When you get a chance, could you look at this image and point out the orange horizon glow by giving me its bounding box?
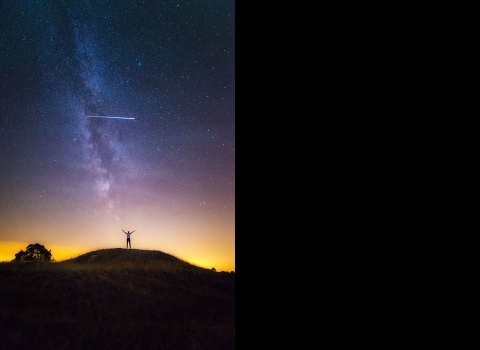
[0,195,235,273]
[0,240,235,272]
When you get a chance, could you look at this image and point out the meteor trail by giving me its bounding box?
[87,116,135,120]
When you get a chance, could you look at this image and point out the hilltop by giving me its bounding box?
[60,248,195,268]
[0,248,235,350]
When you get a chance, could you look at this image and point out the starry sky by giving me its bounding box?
[0,0,235,272]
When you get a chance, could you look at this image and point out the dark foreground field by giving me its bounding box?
[0,248,235,350]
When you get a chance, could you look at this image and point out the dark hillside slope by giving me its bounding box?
[61,248,192,267]
[0,248,235,350]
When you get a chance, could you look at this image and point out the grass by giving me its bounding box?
[0,248,235,350]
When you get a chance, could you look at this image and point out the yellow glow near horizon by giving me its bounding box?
[0,200,235,272]
[0,241,28,262]
[0,241,89,262]
[0,241,235,272]
[49,245,92,262]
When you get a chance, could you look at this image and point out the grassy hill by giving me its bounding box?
[0,248,235,350]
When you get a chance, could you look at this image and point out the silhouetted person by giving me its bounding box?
[122,230,135,249]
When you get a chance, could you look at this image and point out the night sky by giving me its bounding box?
[0,0,235,272]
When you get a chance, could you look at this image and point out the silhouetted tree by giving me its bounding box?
[13,243,53,262]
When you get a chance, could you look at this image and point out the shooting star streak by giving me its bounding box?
[87,116,136,120]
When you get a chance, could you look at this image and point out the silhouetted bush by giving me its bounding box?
[13,243,53,262]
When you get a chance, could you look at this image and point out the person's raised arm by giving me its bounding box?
[122,230,127,234]
[131,230,135,233]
